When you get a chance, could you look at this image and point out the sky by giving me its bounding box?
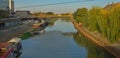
[14,0,120,13]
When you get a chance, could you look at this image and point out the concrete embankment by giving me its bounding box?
[0,24,33,42]
[71,20,120,58]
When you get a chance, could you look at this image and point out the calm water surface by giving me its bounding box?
[20,19,114,58]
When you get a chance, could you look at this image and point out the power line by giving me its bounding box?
[16,0,94,9]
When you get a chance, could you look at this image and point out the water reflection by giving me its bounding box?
[73,32,114,58]
[20,19,115,58]
[45,19,77,32]
[61,32,75,37]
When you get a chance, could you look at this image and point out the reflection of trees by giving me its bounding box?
[61,32,75,36]
[48,18,57,26]
[47,18,71,26]
[61,18,71,22]
[73,32,114,58]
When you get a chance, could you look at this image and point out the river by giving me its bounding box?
[20,19,114,58]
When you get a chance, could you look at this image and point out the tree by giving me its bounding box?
[107,5,120,42]
[97,9,108,37]
[74,8,88,27]
[45,12,54,15]
[87,7,101,31]
[73,5,120,42]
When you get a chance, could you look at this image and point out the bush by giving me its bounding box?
[20,32,32,40]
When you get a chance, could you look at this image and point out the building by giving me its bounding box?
[9,0,14,15]
[0,0,21,29]
[0,0,9,18]
[0,0,14,18]
[0,18,21,29]
[15,10,31,18]
[0,0,9,11]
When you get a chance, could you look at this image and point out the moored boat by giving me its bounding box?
[0,37,22,58]
[8,37,23,58]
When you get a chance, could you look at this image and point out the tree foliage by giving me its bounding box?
[73,8,88,27]
[45,12,54,15]
[74,5,120,42]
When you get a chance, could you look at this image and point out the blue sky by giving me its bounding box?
[15,0,120,13]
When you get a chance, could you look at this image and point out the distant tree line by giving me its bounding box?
[73,4,120,42]
[32,11,55,16]
[32,11,72,16]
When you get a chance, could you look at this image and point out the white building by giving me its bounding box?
[9,0,14,15]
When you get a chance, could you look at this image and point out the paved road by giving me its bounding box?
[0,24,32,42]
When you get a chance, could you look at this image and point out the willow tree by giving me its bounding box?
[97,9,108,37]
[108,5,120,42]
[73,5,120,42]
[87,7,101,31]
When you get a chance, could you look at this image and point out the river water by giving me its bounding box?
[20,19,114,58]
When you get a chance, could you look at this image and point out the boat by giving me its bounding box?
[0,37,23,58]
[33,23,41,29]
[38,29,45,34]
[8,37,23,58]
[0,42,14,58]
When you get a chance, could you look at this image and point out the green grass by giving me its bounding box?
[20,32,32,40]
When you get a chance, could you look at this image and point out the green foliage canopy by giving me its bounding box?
[74,5,120,42]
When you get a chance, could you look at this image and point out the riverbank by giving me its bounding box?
[0,18,48,42]
[71,19,120,58]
